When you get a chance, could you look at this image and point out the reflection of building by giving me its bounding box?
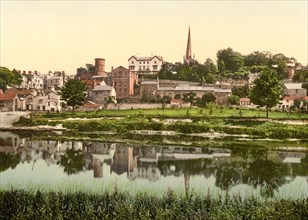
[280,151,306,164]
[111,145,136,175]
[128,166,160,181]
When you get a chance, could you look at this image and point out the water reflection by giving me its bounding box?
[0,132,307,199]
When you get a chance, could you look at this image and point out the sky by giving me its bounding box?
[0,0,307,75]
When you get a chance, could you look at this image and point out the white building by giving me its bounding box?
[128,55,163,75]
[19,71,44,89]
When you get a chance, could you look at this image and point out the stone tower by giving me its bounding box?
[95,58,107,77]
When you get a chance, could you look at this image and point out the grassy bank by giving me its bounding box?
[0,189,307,220]
[12,107,308,140]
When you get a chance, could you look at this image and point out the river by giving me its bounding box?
[0,131,307,199]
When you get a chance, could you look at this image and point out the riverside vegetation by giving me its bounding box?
[13,107,308,141]
[1,189,307,220]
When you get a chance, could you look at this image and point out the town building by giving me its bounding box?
[90,81,116,105]
[140,80,231,105]
[111,66,138,100]
[19,71,44,90]
[45,71,66,90]
[283,83,306,97]
[128,55,163,75]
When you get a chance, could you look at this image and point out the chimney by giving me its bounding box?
[111,66,114,72]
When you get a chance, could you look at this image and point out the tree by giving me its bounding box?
[293,68,308,82]
[201,93,216,106]
[217,48,244,73]
[249,68,282,118]
[58,79,87,113]
[0,67,22,92]
[227,95,240,105]
[231,85,250,98]
[244,51,271,67]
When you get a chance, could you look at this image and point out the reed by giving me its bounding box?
[0,189,307,219]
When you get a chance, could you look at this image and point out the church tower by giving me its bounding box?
[184,27,194,64]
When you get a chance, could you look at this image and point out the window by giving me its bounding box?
[147,66,149,70]
[143,66,145,70]
[48,102,50,106]
[154,61,157,64]
[132,61,134,64]
[147,61,149,64]
[153,65,158,70]
[143,61,145,64]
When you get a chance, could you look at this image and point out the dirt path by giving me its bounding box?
[0,111,30,128]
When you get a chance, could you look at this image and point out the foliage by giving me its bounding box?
[231,85,250,98]
[227,95,240,105]
[249,68,283,117]
[75,64,95,79]
[57,148,85,175]
[293,68,308,83]
[0,67,22,92]
[58,79,87,113]
[201,93,216,106]
[0,190,307,220]
[0,153,20,172]
[244,51,271,67]
[216,47,244,73]
[157,60,218,83]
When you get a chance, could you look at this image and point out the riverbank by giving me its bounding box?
[0,189,307,220]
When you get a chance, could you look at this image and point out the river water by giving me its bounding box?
[0,131,307,199]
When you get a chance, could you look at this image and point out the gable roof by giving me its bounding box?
[0,89,33,101]
[284,83,303,90]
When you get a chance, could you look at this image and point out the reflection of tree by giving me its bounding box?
[0,152,20,172]
[291,154,308,177]
[244,159,290,198]
[215,161,248,190]
[57,149,85,175]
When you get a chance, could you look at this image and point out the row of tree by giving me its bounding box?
[157,48,307,83]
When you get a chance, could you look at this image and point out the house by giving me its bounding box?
[240,98,251,106]
[45,71,66,90]
[111,66,138,100]
[283,83,306,97]
[128,55,163,75]
[0,88,61,112]
[45,91,62,112]
[140,81,159,100]
[90,82,116,105]
[0,89,33,111]
[277,96,308,110]
[19,71,44,89]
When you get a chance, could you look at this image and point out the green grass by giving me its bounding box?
[0,189,307,220]
[28,106,308,120]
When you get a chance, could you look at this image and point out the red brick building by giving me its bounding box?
[111,66,138,100]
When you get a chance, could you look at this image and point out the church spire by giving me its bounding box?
[185,27,193,64]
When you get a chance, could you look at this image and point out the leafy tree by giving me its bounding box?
[201,93,216,106]
[249,68,282,117]
[0,67,22,92]
[293,68,308,82]
[269,53,289,79]
[227,95,240,105]
[244,51,271,67]
[58,79,87,113]
[231,85,250,98]
[217,48,244,73]
[293,99,302,109]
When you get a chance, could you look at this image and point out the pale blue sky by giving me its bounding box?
[1,1,307,75]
